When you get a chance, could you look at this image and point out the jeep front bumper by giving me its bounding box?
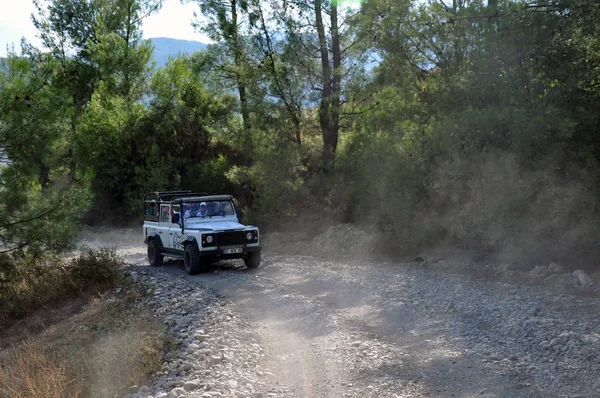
[199,245,261,258]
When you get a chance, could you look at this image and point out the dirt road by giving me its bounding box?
[87,228,600,398]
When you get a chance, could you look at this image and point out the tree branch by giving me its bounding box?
[0,243,29,254]
[0,202,62,231]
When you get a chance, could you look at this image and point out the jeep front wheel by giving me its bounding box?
[244,251,261,269]
[148,239,163,267]
[184,243,205,275]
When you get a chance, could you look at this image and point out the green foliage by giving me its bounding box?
[328,127,432,248]
[429,150,600,261]
[72,54,240,221]
[321,0,600,263]
[32,0,162,113]
[227,133,308,225]
[0,54,69,183]
[68,247,122,290]
[92,33,155,103]
[149,56,238,151]
[181,154,233,194]
[74,85,144,220]
[4,0,600,268]
[0,52,92,258]
[0,248,121,321]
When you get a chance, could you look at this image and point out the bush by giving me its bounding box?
[0,248,122,323]
[228,136,309,227]
[179,153,234,196]
[326,127,600,265]
[429,150,600,265]
[284,121,600,266]
[68,247,121,291]
[328,128,433,247]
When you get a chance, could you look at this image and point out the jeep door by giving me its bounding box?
[156,204,173,248]
[169,204,185,250]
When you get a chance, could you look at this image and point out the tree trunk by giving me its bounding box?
[314,0,341,171]
[124,0,133,104]
[231,0,252,151]
[329,2,341,162]
[39,163,51,189]
[315,0,334,169]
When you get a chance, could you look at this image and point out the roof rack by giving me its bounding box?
[143,191,210,203]
[172,194,233,203]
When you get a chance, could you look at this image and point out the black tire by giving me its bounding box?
[184,243,206,275]
[244,251,261,269]
[148,239,163,267]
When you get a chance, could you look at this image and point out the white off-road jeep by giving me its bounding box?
[142,191,261,274]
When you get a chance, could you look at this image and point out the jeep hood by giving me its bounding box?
[184,220,248,231]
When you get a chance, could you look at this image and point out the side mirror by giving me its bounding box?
[172,213,180,224]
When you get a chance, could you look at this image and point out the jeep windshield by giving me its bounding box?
[181,200,236,220]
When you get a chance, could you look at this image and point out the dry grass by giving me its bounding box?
[0,248,122,325]
[0,277,167,398]
[85,323,165,397]
[0,341,82,398]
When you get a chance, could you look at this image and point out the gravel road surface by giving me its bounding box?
[85,228,600,398]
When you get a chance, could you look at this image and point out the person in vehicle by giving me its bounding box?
[183,203,192,218]
[222,202,233,215]
[146,200,156,215]
[172,206,182,226]
[196,202,208,217]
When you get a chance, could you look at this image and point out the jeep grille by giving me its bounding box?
[217,231,247,246]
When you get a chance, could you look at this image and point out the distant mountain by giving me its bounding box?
[150,37,208,68]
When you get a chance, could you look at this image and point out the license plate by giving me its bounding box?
[223,247,243,254]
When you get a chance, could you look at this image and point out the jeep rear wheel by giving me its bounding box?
[184,243,206,275]
[244,251,261,269]
[148,239,163,267]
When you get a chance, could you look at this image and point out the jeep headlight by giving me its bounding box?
[246,232,253,240]
[206,235,214,244]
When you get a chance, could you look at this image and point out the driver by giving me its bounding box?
[195,202,208,217]
[183,204,192,218]
[172,207,182,226]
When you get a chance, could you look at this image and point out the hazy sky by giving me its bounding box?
[0,0,212,56]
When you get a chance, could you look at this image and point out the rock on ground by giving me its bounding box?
[572,270,593,287]
[121,265,268,398]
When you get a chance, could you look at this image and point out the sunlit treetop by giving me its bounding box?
[331,0,364,8]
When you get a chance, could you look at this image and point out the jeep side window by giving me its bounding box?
[172,205,181,225]
[160,205,171,223]
[145,202,155,215]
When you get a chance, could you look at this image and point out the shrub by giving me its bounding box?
[68,247,121,291]
[228,136,309,227]
[0,248,122,324]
